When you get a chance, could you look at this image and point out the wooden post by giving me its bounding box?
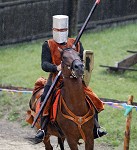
[123,95,133,150]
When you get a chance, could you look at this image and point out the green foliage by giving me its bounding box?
[0,23,137,149]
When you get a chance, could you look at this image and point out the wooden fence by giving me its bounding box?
[0,0,137,46]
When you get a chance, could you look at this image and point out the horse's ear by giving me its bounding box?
[58,47,63,53]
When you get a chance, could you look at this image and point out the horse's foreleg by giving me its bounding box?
[43,136,53,150]
[85,136,94,150]
[85,141,94,150]
[67,138,79,150]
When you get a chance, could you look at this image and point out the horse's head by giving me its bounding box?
[59,47,84,78]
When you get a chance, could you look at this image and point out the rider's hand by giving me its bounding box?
[57,64,61,71]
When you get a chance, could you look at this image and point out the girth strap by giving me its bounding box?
[59,95,94,141]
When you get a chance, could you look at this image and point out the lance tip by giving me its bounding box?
[96,0,100,4]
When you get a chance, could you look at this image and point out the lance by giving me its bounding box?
[31,0,101,128]
[73,0,100,48]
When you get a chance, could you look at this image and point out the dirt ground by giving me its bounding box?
[0,119,113,150]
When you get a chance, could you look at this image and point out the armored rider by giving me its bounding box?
[35,15,107,143]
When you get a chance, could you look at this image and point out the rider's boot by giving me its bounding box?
[93,113,107,139]
[35,115,49,142]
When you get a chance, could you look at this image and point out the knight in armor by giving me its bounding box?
[35,15,107,143]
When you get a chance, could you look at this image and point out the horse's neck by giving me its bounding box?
[62,78,88,115]
[63,78,83,95]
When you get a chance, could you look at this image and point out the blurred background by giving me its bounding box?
[0,0,137,46]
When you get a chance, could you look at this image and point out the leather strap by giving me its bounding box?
[59,95,95,141]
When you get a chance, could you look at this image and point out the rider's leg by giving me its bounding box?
[35,84,51,141]
[35,74,53,141]
[35,114,50,141]
[93,113,107,139]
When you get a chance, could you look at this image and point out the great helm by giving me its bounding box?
[52,15,68,43]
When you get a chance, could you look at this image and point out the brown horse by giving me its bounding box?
[28,47,95,150]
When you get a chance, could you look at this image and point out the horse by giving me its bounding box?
[27,47,95,150]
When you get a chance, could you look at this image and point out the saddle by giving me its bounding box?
[26,77,61,127]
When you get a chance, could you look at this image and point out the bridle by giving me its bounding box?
[61,49,84,78]
[62,59,82,78]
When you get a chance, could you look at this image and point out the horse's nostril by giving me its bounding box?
[74,64,84,70]
[74,65,79,69]
[79,64,84,70]
[81,64,84,69]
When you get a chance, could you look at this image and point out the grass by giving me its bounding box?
[0,23,137,149]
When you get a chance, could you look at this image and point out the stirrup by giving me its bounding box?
[97,126,107,138]
[37,129,45,134]
[35,129,45,140]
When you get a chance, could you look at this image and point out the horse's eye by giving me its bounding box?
[62,56,67,60]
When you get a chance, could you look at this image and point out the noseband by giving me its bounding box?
[62,59,83,78]
[61,49,84,78]
[62,59,81,70]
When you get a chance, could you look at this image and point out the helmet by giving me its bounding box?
[52,15,68,43]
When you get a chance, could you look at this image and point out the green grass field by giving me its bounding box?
[0,23,137,149]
